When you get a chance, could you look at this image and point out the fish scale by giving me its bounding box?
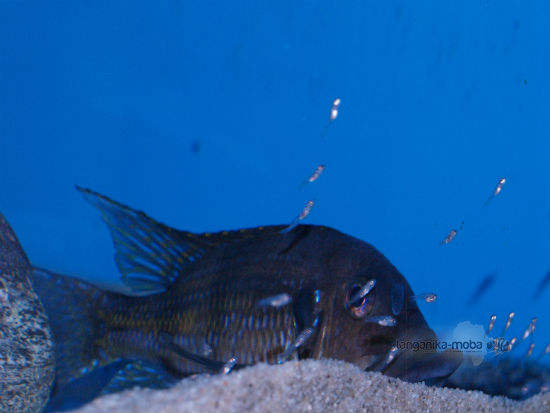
[93,268,298,373]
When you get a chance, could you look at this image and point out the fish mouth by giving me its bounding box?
[367,327,463,384]
[383,347,463,384]
[370,344,463,385]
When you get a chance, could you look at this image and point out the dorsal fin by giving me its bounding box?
[77,186,213,293]
[76,186,307,293]
[194,224,289,245]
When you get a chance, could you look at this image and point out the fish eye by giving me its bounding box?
[345,283,372,319]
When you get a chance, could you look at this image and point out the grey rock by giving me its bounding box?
[0,213,55,412]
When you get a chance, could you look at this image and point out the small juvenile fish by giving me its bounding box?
[484,177,506,206]
[329,97,341,121]
[493,178,506,196]
[537,343,550,360]
[222,357,238,374]
[321,98,342,139]
[349,279,376,305]
[280,199,315,234]
[298,164,326,190]
[506,337,517,352]
[440,229,457,245]
[487,314,497,333]
[500,312,515,336]
[384,346,400,365]
[277,327,315,364]
[521,317,537,340]
[525,343,535,359]
[257,293,292,308]
[410,293,437,303]
[365,315,396,327]
[374,346,400,372]
[294,327,314,348]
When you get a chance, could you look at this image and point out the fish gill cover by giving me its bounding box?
[0,0,548,411]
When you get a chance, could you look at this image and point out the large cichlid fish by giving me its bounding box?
[0,213,55,412]
[32,187,463,409]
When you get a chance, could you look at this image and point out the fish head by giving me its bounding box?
[306,228,462,383]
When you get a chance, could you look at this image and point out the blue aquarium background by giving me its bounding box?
[1,1,548,359]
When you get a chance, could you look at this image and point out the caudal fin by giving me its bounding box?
[30,267,110,395]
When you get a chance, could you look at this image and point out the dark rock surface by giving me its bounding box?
[0,213,55,412]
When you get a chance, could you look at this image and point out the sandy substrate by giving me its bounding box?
[69,359,550,413]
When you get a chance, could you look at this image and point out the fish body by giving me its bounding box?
[329,98,341,121]
[440,229,458,245]
[0,214,55,412]
[280,199,315,233]
[483,177,507,206]
[32,188,462,404]
[298,164,326,190]
[411,293,437,304]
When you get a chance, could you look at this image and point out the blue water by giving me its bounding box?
[0,0,548,364]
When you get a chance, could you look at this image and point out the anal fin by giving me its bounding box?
[160,333,248,373]
[44,360,130,412]
[100,359,179,396]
